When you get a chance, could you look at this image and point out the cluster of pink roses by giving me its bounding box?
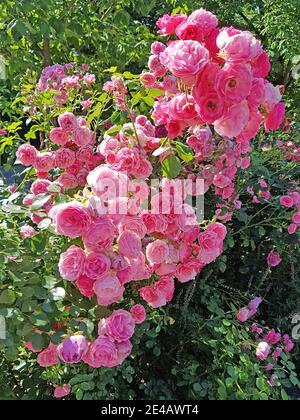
[280,191,300,235]
[276,140,300,163]
[237,298,294,387]
[36,308,145,369]
[36,63,95,105]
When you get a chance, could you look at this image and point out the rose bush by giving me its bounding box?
[0,8,299,400]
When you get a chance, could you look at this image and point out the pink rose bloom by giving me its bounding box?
[49,202,92,238]
[34,152,56,172]
[87,165,129,200]
[237,108,263,143]
[252,51,271,78]
[118,215,147,239]
[55,148,76,169]
[50,127,69,146]
[93,274,125,306]
[81,100,93,109]
[195,91,225,124]
[133,159,153,180]
[76,275,95,299]
[213,174,231,189]
[288,224,297,235]
[166,120,186,139]
[264,329,281,345]
[84,337,119,368]
[23,194,34,206]
[54,384,71,399]
[217,64,252,103]
[176,259,201,283]
[214,100,250,139]
[155,277,175,302]
[140,72,157,88]
[189,8,218,36]
[31,179,52,195]
[57,173,79,190]
[114,148,140,173]
[217,29,262,63]
[169,94,198,121]
[37,343,59,367]
[0,129,7,135]
[57,335,88,364]
[146,240,169,265]
[59,246,85,281]
[106,310,135,342]
[156,14,187,36]
[139,285,166,309]
[162,40,209,86]
[130,304,146,324]
[280,195,294,208]
[248,297,263,312]
[74,127,95,147]
[265,103,285,132]
[151,41,166,56]
[83,217,115,252]
[292,212,300,224]
[116,340,133,365]
[267,250,282,267]
[176,20,203,42]
[20,225,36,239]
[256,342,271,361]
[117,231,142,258]
[58,112,78,132]
[237,307,251,323]
[198,223,226,265]
[84,252,111,280]
[16,144,37,166]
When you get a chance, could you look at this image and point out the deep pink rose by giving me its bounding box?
[169,94,198,121]
[265,103,285,132]
[76,275,95,299]
[50,127,69,146]
[31,179,52,195]
[156,14,187,36]
[55,148,76,169]
[217,64,252,103]
[34,152,56,172]
[117,231,142,258]
[267,250,282,267]
[130,304,146,324]
[280,195,294,208]
[82,217,115,252]
[58,112,78,132]
[54,384,71,399]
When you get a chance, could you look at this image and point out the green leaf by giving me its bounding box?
[31,195,51,211]
[106,125,123,136]
[161,155,181,179]
[0,290,16,305]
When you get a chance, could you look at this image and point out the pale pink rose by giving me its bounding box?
[87,165,129,200]
[130,304,146,324]
[252,51,271,78]
[84,252,111,280]
[49,202,92,238]
[162,40,209,86]
[57,173,78,190]
[16,144,37,166]
[76,145,94,162]
[195,91,225,124]
[213,174,231,189]
[237,108,263,142]
[58,112,78,132]
[117,231,142,258]
[169,94,198,121]
[93,274,125,306]
[214,100,250,138]
[20,225,36,239]
[106,310,135,342]
[116,340,133,365]
[31,179,52,195]
[50,127,69,146]
[133,159,153,180]
[34,152,56,172]
[217,29,262,63]
[198,224,226,265]
[155,277,175,302]
[76,275,95,299]
[217,64,252,103]
[55,148,76,169]
[280,195,294,208]
[57,335,88,364]
[146,240,169,265]
[84,337,119,368]
[139,285,166,308]
[267,250,282,267]
[118,215,147,239]
[82,217,115,252]
[59,246,85,281]
[265,103,285,132]
[141,72,157,87]
[37,343,59,367]
[256,342,271,361]
[54,384,71,399]
[156,14,187,36]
